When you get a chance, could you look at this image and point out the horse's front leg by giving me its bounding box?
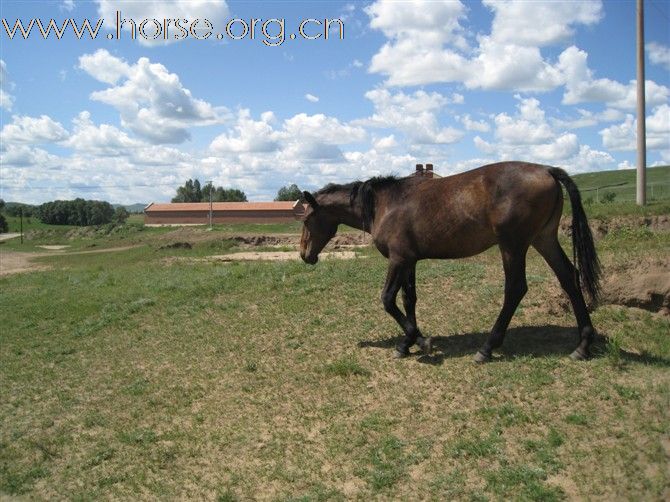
[401,263,431,356]
[382,260,426,358]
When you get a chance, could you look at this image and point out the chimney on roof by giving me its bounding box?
[415,163,424,175]
[425,163,434,178]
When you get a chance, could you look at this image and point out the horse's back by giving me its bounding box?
[379,162,561,259]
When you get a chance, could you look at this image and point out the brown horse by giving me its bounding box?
[299,161,600,362]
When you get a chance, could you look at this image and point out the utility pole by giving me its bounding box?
[207,180,213,229]
[636,0,646,205]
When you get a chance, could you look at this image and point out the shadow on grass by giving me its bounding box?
[358,325,670,367]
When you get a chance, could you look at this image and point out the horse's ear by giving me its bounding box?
[302,191,319,209]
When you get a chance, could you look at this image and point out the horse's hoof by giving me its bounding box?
[417,336,432,355]
[474,351,491,364]
[569,349,589,361]
[393,348,410,359]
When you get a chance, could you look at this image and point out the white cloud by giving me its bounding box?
[473,95,613,171]
[358,88,464,144]
[366,0,470,86]
[600,106,670,153]
[96,0,230,46]
[0,115,69,144]
[493,97,553,145]
[78,49,131,84]
[205,110,369,195]
[365,0,668,109]
[559,46,670,109]
[647,42,670,70]
[373,134,397,150]
[305,93,319,103]
[64,110,140,155]
[61,1,75,12]
[366,0,467,47]
[366,0,600,91]
[551,108,624,129]
[282,113,366,145]
[467,36,564,91]
[79,50,226,144]
[0,144,61,168]
[209,109,280,154]
[600,115,636,151]
[531,133,580,162]
[0,60,14,111]
[484,0,602,47]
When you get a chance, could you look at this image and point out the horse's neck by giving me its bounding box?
[325,203,366,232]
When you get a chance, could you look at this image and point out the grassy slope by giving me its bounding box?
[1,224,668,500]
[570,165,669,193]
[562,166,670,218]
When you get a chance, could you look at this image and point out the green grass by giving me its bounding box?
[3,215,77,233]
[571,165,669,196]
[0,217,669,499]
[564,165,670,218]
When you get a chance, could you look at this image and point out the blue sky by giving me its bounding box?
[0,0,668,204]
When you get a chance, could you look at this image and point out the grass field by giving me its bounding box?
[1,212,669,500]
[571,165,669,200]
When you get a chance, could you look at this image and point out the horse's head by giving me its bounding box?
[299,191,337,265]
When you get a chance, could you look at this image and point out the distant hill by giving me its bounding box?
[113,203,147,213]
[570,165,669,202]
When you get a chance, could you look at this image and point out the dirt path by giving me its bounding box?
[0,246,139,276]
[0,233,20,242]
[210,251,360,262]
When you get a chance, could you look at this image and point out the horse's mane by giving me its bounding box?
[316,175,407,232]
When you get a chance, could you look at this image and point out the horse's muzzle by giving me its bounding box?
[301,252,318,265]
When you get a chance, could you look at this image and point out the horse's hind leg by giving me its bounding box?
[532,235,594,360]
[475,245,528,363]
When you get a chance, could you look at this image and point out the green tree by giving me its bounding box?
[37,199,115,226]
[0,214,7,233]
[176,179,247,202]
[275,184,302,201]
[4,203,36,217]
[193,179,202,202]
[172,179,202,202]
[113,206,129,225]
[221,188,247,202]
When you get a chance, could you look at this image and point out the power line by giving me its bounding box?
[648,0,669,23]
[0,182,179,191]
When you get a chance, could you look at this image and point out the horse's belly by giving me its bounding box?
[419,224,498,259]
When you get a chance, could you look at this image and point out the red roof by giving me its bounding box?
[145,201,301,212]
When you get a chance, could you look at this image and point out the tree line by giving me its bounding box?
[37,199,128,226]
[172,179,303,202]
[0,198,128,230]
[0,180,303,232]
[172,179,247,203]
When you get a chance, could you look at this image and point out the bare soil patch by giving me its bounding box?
[0,251,51,275]
[211,251,360,262]
[0,246,139,276]
[560,215,670,239]
[37,245,71,250]
[155,229,368,250]
[162,250,362,265]
[602,257,670,315]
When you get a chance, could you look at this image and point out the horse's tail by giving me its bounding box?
[548,167,602,304]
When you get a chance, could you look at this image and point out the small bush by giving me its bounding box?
[601,191,617,203]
